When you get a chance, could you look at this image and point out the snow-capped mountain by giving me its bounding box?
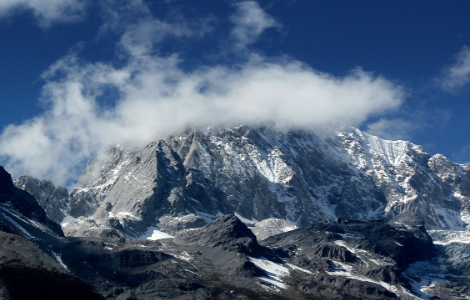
[53,124,470,237]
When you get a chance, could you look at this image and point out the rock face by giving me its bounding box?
[50,124,470,237]
[0,167,105,300]
[157,213,207,235]
[0,231,105,300]
[0,167,62,237]
[175,215,272,258]
[13,176,69,224]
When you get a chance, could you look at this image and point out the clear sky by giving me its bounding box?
[0,0,470,186]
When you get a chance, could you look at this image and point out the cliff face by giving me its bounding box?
[13,176,69,224]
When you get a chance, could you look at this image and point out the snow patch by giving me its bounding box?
[172,251,192,262]
[234,212,258,226]
[51,252,69,271]
[430,230,470,245]
[287,263,315,275]
[248,256,289,289]
[403,260,449,299]
[327,260,404,297]
[109,211,140,220]
[141,227,174,240]
[0,205,34,239]
[60,215,76,227]
[334,240,357,254]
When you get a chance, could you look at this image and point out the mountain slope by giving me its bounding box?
[13,176,69,224]
[0,166,106,300]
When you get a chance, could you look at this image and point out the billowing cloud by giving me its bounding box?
[0,0,88,27]
[0,1,405,186]
[439,46,470,92]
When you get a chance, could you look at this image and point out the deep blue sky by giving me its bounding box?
[1,0,470,184]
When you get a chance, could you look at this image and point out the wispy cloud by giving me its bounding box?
[438,45,470,92]
[451,145,470,164]
[119,17,212,57]
[230,1,280,50]
[365,118,417,141]
[0,0,89,27]
[96,0,151,37]
[365,107,451,142]
[0,1,405,186]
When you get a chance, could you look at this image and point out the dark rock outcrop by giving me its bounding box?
[0,167,63,237]
[0,230,104,300]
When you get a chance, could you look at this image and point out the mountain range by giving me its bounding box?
[1,124,470,299]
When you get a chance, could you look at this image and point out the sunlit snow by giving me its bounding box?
[141,227,174,240]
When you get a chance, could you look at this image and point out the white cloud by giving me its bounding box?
[0,52,404,186]
[0,0,88,27]
[0,1,405,186]
[230,1,279,50]
[439,46,470,92]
